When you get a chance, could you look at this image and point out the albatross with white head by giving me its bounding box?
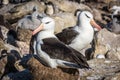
[56,10,102,52]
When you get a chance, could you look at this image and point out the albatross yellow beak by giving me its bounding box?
[32,23,44,35]
[90,19,102,31]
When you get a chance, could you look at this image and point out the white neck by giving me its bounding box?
[36,30,56,41]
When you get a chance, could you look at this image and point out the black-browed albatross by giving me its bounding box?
[56,11,102,52]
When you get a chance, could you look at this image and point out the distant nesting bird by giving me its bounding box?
[110,6,120,16]
[32,16,89,70]
[56,10,102,53]
[45,1,55,16]
[106,6,120,34]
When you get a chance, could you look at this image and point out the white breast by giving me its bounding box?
[69,26,94,52]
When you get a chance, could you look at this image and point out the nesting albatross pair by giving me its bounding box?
[32,11,102,75]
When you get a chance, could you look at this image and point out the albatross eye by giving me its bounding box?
[85,13,90,18]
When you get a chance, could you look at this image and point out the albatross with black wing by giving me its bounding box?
[56,11,102,52]
[32,16,89,69]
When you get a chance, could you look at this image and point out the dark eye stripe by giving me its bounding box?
[45,22,50,24]
[85,13,90,18]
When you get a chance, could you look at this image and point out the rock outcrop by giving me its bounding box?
[93,28,120,60]
[4,1,46,21]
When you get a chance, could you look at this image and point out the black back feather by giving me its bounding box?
[41,38,89,68]
[56,27,79,45]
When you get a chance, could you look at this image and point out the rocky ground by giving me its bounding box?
[0,0,120,80]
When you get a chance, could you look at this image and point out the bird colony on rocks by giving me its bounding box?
[0,0,120,80]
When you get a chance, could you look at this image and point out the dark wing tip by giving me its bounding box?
[69,47,90,69]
